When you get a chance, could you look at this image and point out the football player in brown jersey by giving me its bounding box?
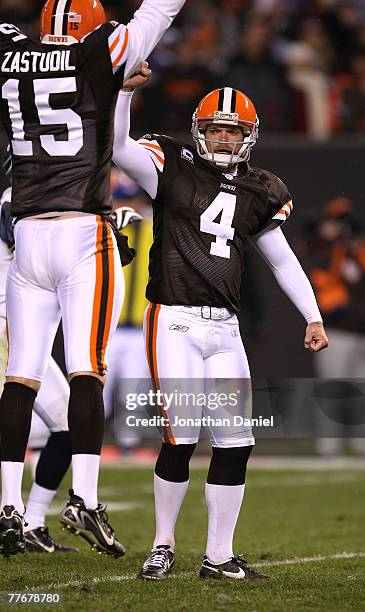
[0,0,186,558]
[113,68,328,580]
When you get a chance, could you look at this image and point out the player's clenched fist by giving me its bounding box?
[304,322,329,352]
[123,61,151,91]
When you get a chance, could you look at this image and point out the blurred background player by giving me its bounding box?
[113,77,328,580]
[0,157,77,553]
[0,0,186,558]
[304,197,365,456]
[104,169,152,453]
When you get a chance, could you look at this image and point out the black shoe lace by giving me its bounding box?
[40,527,54,545]
[234,555,248,567]
[149,548,170,569]
[96,505,114,537]
[39,527,49,534]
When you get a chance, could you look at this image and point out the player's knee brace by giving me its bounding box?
[155,442,196,483]
[68,376,104,455]
[35,431,72,491]
[207,445,253,486]
[0,382,37,461]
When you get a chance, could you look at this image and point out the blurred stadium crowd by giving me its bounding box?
[1,0,365,455]
[1,0,365,138]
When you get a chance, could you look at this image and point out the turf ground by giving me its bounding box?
[1,463,364,612]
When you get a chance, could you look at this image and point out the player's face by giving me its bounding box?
[204,125,246,155]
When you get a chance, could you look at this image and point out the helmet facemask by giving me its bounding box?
[192,111,259,168]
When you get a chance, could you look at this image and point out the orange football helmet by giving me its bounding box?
[40,0,106,45]
[192,87,259,167]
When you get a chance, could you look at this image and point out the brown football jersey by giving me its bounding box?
[144,135,293,312]
[0,21,128,218]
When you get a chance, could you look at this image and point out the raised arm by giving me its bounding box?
[251,225,328,352]
[113,89,159,199]
[124,0,186,79]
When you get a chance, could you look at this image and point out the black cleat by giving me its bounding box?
[59,489,125,557]
[25,527,79,553]
[141,545,175,580]
[199,555,271,580]
[0,506,26,558]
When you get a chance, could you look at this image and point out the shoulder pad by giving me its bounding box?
[253,167,290,205]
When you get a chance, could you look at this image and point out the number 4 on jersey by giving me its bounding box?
[200,192,236,259]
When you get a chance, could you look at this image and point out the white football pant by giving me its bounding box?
[143,304,254,448]
[6,215,124,381]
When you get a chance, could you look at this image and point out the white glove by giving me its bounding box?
[112,206,143,230]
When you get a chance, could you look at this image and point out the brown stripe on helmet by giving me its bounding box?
[230,89,237,113]
[49,0,58,34]
[62,0,73,35]
[218,88,225,112]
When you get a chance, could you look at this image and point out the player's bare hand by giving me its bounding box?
[304,322,328,352]
[123,61,151,92]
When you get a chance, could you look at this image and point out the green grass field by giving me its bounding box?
[1,464,364,611]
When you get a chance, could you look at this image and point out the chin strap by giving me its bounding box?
[199,150,249,167]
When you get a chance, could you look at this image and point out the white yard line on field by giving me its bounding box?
[255,551,365,567]
[102,456,365,471]
[40,551,365,590]
[97,472,363,500]
[249,457,365,471]
[24,473,361,514]
[244,473,362,488]
[46,501,141,516]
